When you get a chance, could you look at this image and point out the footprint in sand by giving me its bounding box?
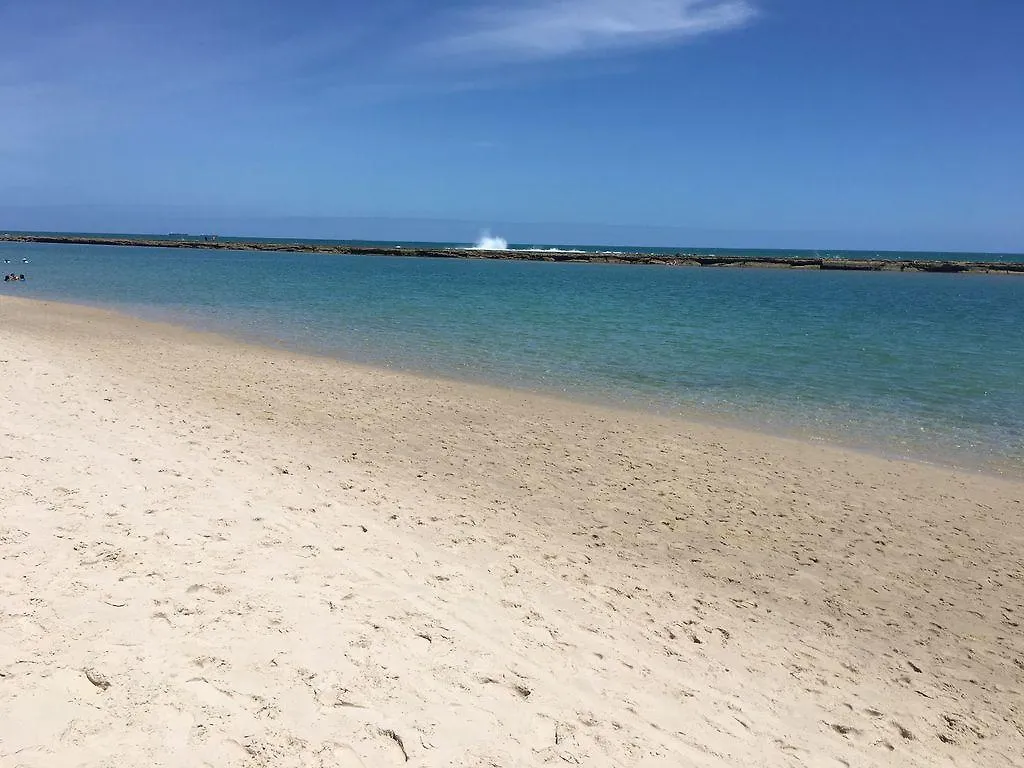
[316,742,369,767]
[184,676,241,712]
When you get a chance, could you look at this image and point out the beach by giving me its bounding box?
[1,296,1022,766]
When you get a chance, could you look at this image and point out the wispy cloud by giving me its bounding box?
[0,0,757,156]
[432,0,756,60]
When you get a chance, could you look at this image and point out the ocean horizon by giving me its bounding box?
[3,235,1023,474]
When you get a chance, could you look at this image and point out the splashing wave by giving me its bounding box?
[471,231,509,250]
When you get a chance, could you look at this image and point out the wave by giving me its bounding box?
[462,232,606,255]
[520,246,587,253]
[470,231,508,250]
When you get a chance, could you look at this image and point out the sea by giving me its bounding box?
[3,234,1023,475]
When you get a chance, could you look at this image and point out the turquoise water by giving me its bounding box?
[3,240,1023,473]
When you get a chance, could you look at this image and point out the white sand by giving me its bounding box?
[1,296,1022,767]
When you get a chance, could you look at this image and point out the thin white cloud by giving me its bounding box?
[434,0,756,59]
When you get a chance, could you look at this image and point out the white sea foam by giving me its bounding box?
[464,234,587,254]
[471,231,509,250]
[523,246,587,253]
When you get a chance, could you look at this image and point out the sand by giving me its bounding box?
[1,295,1021,767]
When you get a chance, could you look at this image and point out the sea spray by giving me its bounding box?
[472,231,509,250]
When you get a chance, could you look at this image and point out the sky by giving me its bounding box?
[1,0,1022,251]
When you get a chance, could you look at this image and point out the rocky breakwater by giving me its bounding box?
[2,234,1022,274]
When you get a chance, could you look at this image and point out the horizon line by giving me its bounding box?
[2,228,1022,258]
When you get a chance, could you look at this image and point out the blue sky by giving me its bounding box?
[1,0,1022,251]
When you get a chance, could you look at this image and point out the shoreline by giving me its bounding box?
[2,296,1023,766]
[4,232,1024,273]
[6,294,1017,478]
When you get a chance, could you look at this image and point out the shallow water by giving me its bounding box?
[4,241,1023,473]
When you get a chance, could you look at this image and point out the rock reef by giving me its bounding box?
[3,233,1022,274]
